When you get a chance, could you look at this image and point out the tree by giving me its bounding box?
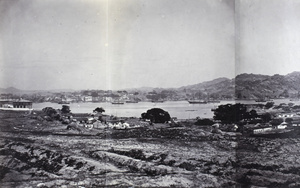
[42,107,61,120]
[248,109,258,120]
[141,108,171,123]
[213,103,248,124]
[93,107,105,113]
[91,92,99,97]
[260,113,272,123]
[265,102,274,109]
[270,118,284,126]
[285,118,293,124]
[61,105,71,114]
[194,118,214,126]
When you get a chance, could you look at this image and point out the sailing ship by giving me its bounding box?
[188,99,207,104]
[58,101,70,104]
[111,101,124,105]
[188,92,207,104]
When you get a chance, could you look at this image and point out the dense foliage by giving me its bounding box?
[42,107,61,120]
[141,108,171,123]
[213,103,258,124]
[61,105,71,114]
[93,107,105,113]
[194,118,214,126]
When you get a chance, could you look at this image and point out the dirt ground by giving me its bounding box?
[1,111,300,188]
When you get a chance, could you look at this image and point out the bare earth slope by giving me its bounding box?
[0,111,300,187]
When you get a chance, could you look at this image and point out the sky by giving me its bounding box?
[2,0,299,91]
[237,0,300,75]
[0,0,235,90]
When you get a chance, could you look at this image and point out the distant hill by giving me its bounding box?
[178,77,235,99]
[2,71,300,100]
[235,71,300,99]
[0,87,23,94]
[0,87,74,95]
[176,71,300,100]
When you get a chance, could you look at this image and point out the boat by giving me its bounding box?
[188,100,207,104]
[126,101,138,103]
[111,101,124,105]
[255,99,267,102]
[188,91,208,104]
[126,100,139,103]
[58,101,70,104]
[152,100,164,103]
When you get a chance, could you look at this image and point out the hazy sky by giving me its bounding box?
[2,0,299,91]
[0,0,235,90]
[237,0,300,75]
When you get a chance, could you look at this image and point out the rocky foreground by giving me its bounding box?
[0,111,300,187]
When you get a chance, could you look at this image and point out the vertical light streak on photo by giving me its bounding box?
[105,0,111,91]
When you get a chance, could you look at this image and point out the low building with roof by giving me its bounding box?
[0,99,32,111]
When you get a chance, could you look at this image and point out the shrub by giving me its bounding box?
[141,108,171,123]
[194,118,214,126]
[61,105,71,114]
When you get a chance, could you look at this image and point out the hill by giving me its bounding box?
[2,71,300,100]
[176,71,300,100]
[178,77,235,99]
[235,71,300,99]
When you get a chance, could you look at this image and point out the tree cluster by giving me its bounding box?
[213,103,258,124]
[141,108,171,123]
[93,107,105,113]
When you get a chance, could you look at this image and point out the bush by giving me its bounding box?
[265,102,274,109]
[61,105,71,114]
[194,118,214,126]
[141,108,171,123]
[270,118,284,126]
[93,107,105,113]
[42,107,61,120]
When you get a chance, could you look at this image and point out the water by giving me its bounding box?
[33,101,228,119]
[32,99,297,119]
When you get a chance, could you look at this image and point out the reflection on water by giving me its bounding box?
[33,99,296,119]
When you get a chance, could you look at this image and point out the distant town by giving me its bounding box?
[2,72,300,104]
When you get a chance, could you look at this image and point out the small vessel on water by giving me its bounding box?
[126,99,139,103]
[188,100,207,104]
[151,100,164,103]
[255,99,267,102]
[111,101,124,105]
[126,101,138,103]
[58,101,70,104]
